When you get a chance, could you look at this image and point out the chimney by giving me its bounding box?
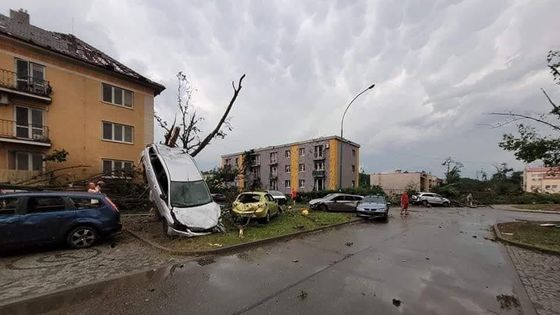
[10,9,30,25]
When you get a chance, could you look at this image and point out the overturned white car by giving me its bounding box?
[141,144,222,237]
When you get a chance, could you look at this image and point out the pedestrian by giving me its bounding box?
[466,193,473,207]
[400,191,409,216]
[87,182,100,193]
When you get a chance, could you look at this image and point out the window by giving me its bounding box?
[265,194,274,202]
[351,180,355,188]
[71,197,103,209]
[352,149,356,157]
[299,179,305,188]
[285,150,291,158]
[102,159,133,177]
[314,145,323,158]
[252,167,261,177]
[271,166,278,176]
[314,161,325,170]
[285,165,291,173]
[16,59,47,93]
[270,180,278,190]
[15,106,45,140]
[102,122,134,143]
[28,196,66,213]
[0,197,19,215]
[314,178,325,191]
[545,185,551,189]
[225,158,231,166]
[352,165,356,173]
[102,83,133,107]
[270,152,278,163]
[10,151,44,171]
[299,163,305,172]
[299,148,305,157]
[285,180,291,188]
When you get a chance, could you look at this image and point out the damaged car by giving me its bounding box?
[141,144,222,237]
[231,192,281,223]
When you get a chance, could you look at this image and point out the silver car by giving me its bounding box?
[413,192,450,207]
[309,193,363,212]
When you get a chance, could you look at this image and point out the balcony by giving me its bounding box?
[0,69,52,102]
[269,159,278,165]
[0,119,51,147]
[312,170,325,177]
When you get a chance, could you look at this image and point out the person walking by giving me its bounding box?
[400,191,409,216]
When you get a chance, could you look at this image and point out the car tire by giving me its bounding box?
[319,204,328,212]
[66,225,98,249]
[443,202,450,207]
[260,211,271,224]
[422,200,429,207]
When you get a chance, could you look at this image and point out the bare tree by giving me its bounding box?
[155,72,246,156]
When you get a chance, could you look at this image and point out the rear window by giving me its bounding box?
[0,197,19,215]
[71,197,103,209]
[237,194,262,203]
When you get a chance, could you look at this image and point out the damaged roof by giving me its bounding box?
[0,9,165,95]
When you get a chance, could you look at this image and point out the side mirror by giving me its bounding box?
[160,193,167,201]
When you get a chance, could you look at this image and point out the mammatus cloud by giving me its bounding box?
[4,0,560,177]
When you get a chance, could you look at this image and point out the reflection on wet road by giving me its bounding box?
[4,207,558,315]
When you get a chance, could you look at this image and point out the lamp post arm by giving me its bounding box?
[340,88,370,139]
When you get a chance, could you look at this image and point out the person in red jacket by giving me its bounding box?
[400,192,409,216]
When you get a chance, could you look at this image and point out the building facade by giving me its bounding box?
[523,167,560,193]
[370,170,440,196]
[0,9,164,183]
[220,136,360,193]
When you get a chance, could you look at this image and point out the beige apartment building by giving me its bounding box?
[370,170,440,195]
[523,167,560,193]
[0,9,164,184]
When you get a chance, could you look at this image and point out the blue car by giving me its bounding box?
[0,192,121,250]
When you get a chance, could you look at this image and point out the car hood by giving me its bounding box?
[172,202,221,229]
[357,202,386,209]
[309,198,326,205]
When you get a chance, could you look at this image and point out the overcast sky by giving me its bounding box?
[3,0,560,178]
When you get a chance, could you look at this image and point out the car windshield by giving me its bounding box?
[363,196,385,203]
[237,194,262,203]
[267,191,284,197]
[324,194,336,199]
[169,180,212,208]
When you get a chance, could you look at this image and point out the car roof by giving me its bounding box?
[240,191,267,195]
[0,191,107,198]
[151,144,203,182]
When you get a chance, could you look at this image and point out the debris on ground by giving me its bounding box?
[292,259,299,263]
[239,228,244,238]
[472,235,477,238]
[298,290,308,300]
[361,292,366,296]
[539,223,555,227]
[345,242,354,247]
[401,260,407,262]
[502,232,514,236]
[149,288,155,292]
[483,236,496,242]
[294,225,305,230]
[208,243,223,247]
[425,257,430,260]
[392,298,402,307]
[496,294,520,310]
[110,243,116,248]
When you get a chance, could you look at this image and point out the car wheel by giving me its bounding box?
[422,200,429,207]
[319,204,328,211]
[260,211,271,224]
[383,214,389,222]
[443,202,450,207]
[66,226,97,249]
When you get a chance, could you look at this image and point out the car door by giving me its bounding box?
[337,195,355,212]
[265,194,278,215]
[433,194,444,204]
[19,196,76,243]
[144,147,170,215]
[0,196,24,247]
[328,195,344,211]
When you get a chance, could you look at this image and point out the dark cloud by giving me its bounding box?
[3,0,560,178]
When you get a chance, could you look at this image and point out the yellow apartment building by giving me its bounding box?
[523,167,560,193]
[0,9,165,184]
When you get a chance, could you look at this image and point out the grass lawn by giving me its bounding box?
[497,221,560,252]
[123,209,354,252]
[512,204,560,212]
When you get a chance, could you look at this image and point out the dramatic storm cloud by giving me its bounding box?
[4,0,560,177]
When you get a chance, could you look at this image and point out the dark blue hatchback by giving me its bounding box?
[0,192,121,250]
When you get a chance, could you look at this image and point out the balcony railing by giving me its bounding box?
[312,170,325,177]
[313,152,325,160]
[0,69,52,98]
[0,119,50,143]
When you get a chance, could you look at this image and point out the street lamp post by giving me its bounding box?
[339,83,375,190]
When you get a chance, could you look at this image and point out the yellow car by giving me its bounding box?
[232,192,281,223]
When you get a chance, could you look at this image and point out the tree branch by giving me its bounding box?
[542,88,560,114]
[489,112,560,131]
[191,74,246,157]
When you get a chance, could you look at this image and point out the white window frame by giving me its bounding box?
[271,166,278,176]
[314,161,325,171]
[299,148,305,157]
[299,179,305,188]
[299,163,305,172]
[102,159,134,178]
[285,150,291,158]
[285,180,291,188]
[270,152,278,163]
[285,165,291,173]
[314,145,323,158]
[14,106,45,140]
[102,121,134,144]
[13,151,44,171]
[102,83,134,108]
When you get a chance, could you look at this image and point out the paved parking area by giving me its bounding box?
[0,232,176,305]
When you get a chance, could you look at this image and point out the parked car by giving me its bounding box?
[266,190,288,205]
[141,144,222,237]
[211,193,227,203]
[411,192,450,207]
[308,193,364,212]
[356,195,389,221]
[0,192,121,250]
[231,192,281,223]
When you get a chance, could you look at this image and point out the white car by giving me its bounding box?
[141,144,222,237]
[412,192,450,207]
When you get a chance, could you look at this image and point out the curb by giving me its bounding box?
[492,207,560,215]
[493,223,560,256]
[125,218,362,256]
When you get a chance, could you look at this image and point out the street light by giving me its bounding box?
[339,83,375,190]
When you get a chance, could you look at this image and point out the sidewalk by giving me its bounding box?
[492,204,560,215]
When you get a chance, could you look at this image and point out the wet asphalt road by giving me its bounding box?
[4,207,559,315]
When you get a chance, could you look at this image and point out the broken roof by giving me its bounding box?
[0,9,165,95]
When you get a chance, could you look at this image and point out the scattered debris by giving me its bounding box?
[294,225,305,230]
[345,242,354,247]
[149,288,155,292]
[483,236,496,242]
[361,292,366,296]
[208,243,223,247]
[239,228,244,238]
[425,257,430,260]
[298,290,308,300]
[540,223,555,227]
[292,259,299,263]
[110,243,116,248]
[401,260,407,262]
[392,298,402,307]
[496,294,520,310]
[502,232,514,236]
[472,235,477,239]
[179,264,184,268]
